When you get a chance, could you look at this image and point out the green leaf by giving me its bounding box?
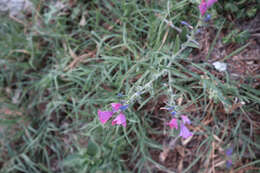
[173,34,180,54]
[246,8,257,17]
[86,139,100,157]
[186,41,199,49]
[224,3,239,13]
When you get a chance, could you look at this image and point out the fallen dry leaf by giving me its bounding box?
[65,47,96,71]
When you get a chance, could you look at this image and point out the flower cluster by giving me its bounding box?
[165,107,193,139]
[225,147,233,168]
[199,0,218,16]
[98,103,128,128]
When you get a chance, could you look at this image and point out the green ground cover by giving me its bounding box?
[0,0,260,172]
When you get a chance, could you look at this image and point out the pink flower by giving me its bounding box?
[199,0,218,16]
[207,0,218,8]
[112,113,126,127]
[111,103,122,112]
[181,115,191,125]
[180,123,193,139]
[199,0,207,16]
[98,110,113,124]
[167,118,178,129]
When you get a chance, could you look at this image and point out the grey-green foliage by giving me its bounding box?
[0,0,260,173]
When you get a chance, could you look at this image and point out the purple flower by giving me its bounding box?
[98,110,113,124]
[199,0,218,16]
[226,147,233,156]
[196,29,201,34]
[112,113,126,127]
[119,104,129,111]
[179,123,193,139]
[181,21,189,26]
[167,106,175,111]
[204,14,211,22]
[225,147,233,168]
[98,102,128,126]
[181,115,191,125]
[180,21,193,29]
[199,0,207,16]
[171,111,176,117]
[111,103,122,112]
[117,93,123,97]
[167,118,178,129]
[226,159,232,168]
[207,0,218,8]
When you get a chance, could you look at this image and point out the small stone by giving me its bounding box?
[0,0,33,18]
[213,61,227,72]
[247,61,254,65]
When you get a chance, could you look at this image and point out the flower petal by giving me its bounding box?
[225,147,233,156]
[204,14,211,22]
[117,93,123,97]
[167,106,175,111]
[199,0,207,16]
[171,111,176,117]
[111,103,122,112]
[167,118,178,129]
[181,115,191,125]
[98,110,113,124]
[112,113,126,127]
[226,159,232,168]
[180,123,193,139]
[119,104,129,111]
[206,0,218,8]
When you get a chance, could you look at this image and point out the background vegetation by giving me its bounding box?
[0,0,260,172]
